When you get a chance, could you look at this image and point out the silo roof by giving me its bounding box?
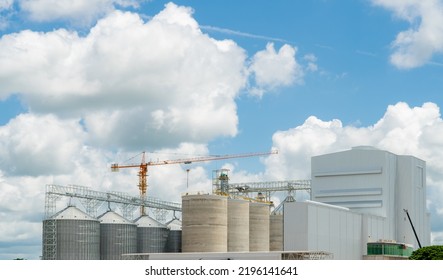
[134,215,166,228]
[98,210,133,224]
[166,218,182,230]
[51,206,96,221]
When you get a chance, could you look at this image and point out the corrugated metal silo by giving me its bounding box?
[249,202,270,251]
[165,218,182,252]
[134,215,169,253]
[42,206,100,260]
[269,213,283,251]
[98,210,137,260]
[227,198,249,252]
[182,194,228,252]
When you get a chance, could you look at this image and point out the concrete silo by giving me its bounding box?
[227,198,249,252]
[134,215,169,253]
[249,202,270,251]
[98,210,137,260]
[165,218,182,252]
[269,213,283,251]
[182,194,228,252]
[42,206,100,260]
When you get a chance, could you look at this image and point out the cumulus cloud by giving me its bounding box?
[0,3,305,151]
[372,0,443,69]
[303,54,318,72]
[264,101,443,244]
[0,114,86,176]
[248,42,303,97]
[0,0,13,10]
[18,0,144,25]
[266,102,443,179]
[0,3,247,150]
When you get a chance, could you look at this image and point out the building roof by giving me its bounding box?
[50,206,96,221]
[134,215,166,228]
[97,210,133,224]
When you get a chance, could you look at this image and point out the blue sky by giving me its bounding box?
[1,0,443,260]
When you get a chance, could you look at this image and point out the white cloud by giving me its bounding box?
[372,0,443,69]
[0,4,247,150]
[304,53,318,72]
[0,3,304,151]
[18,0,144,25]
[266,102,443,179]
[265,116,344,180]
[220,163,265,183]
[0,114,86,176]
[153,2,198,30]
[0,173,58,259]
[0,0,13,10]
[248,43,303,97]
[1,0,144,29]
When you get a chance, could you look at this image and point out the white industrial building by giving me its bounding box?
[284,146,431,259]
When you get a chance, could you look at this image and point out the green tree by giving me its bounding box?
[409,246,443,260]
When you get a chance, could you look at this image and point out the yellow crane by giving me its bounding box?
[111,150,278,215]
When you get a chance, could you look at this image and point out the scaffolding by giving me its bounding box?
[44,184,182,220]
[227,179,311,200]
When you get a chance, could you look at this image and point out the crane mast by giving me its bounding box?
[111,150,278,215]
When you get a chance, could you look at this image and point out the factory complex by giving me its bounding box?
[42,146,430,260]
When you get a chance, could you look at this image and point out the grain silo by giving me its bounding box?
[98,210,137,260]
[134,215,169,253]
[165,218,182,252]
[42,206,100,260]
[269,213,283,251]
[182,194,228,252]
[227,198,249,252]
[249,202,270,251]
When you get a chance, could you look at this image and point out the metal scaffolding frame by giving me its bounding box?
[44,184,182,220]
[227,180,311,201]
[44,180,311,225]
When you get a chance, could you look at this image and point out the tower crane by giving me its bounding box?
[111,150,278,215]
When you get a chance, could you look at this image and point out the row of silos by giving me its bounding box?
[181,194,282,253]
[42,206,182,260]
